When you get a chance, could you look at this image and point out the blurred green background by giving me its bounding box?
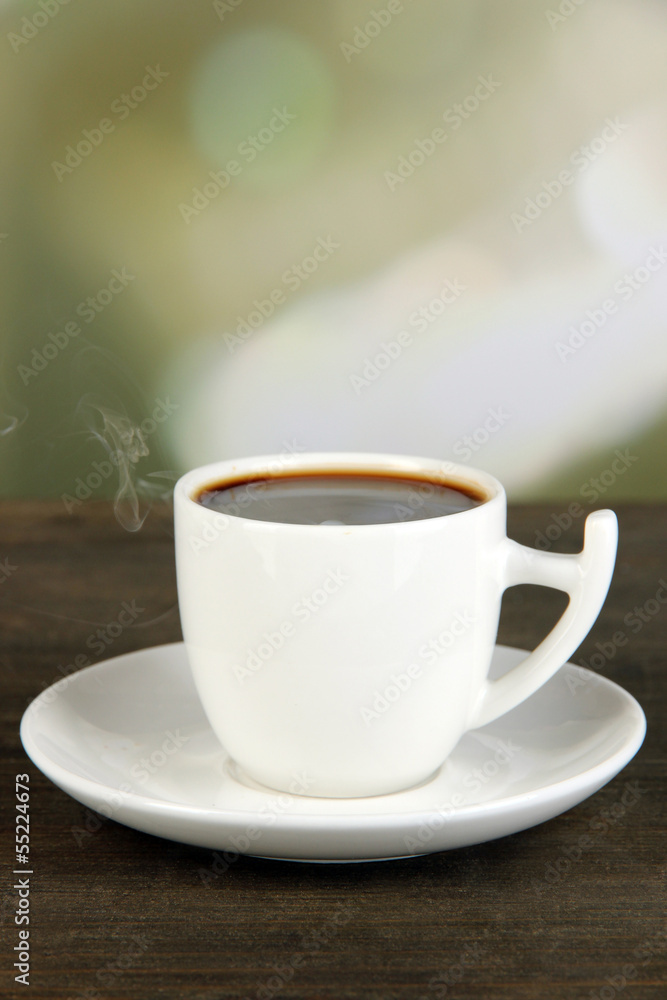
[1,0,666,523]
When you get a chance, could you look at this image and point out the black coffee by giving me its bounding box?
[195,471,486,525]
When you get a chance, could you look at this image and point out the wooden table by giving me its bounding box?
[1,502,665,999]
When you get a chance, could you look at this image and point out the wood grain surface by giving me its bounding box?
[1,501,664,1000]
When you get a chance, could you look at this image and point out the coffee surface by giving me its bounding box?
[195,472,484,525]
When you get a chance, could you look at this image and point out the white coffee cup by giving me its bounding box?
[174,452,617,798]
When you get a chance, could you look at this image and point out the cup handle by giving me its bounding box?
[468,509,618,729]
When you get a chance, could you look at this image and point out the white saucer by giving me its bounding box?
[20,643,646,863]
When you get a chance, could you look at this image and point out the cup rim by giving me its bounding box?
[174,451,505,529]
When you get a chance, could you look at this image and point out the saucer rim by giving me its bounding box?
[20,641,647,833]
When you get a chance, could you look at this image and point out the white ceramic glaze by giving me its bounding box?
[174,453,618,798]
[20,643,646,862]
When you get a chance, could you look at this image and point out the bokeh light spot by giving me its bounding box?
[189,27,336,189]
